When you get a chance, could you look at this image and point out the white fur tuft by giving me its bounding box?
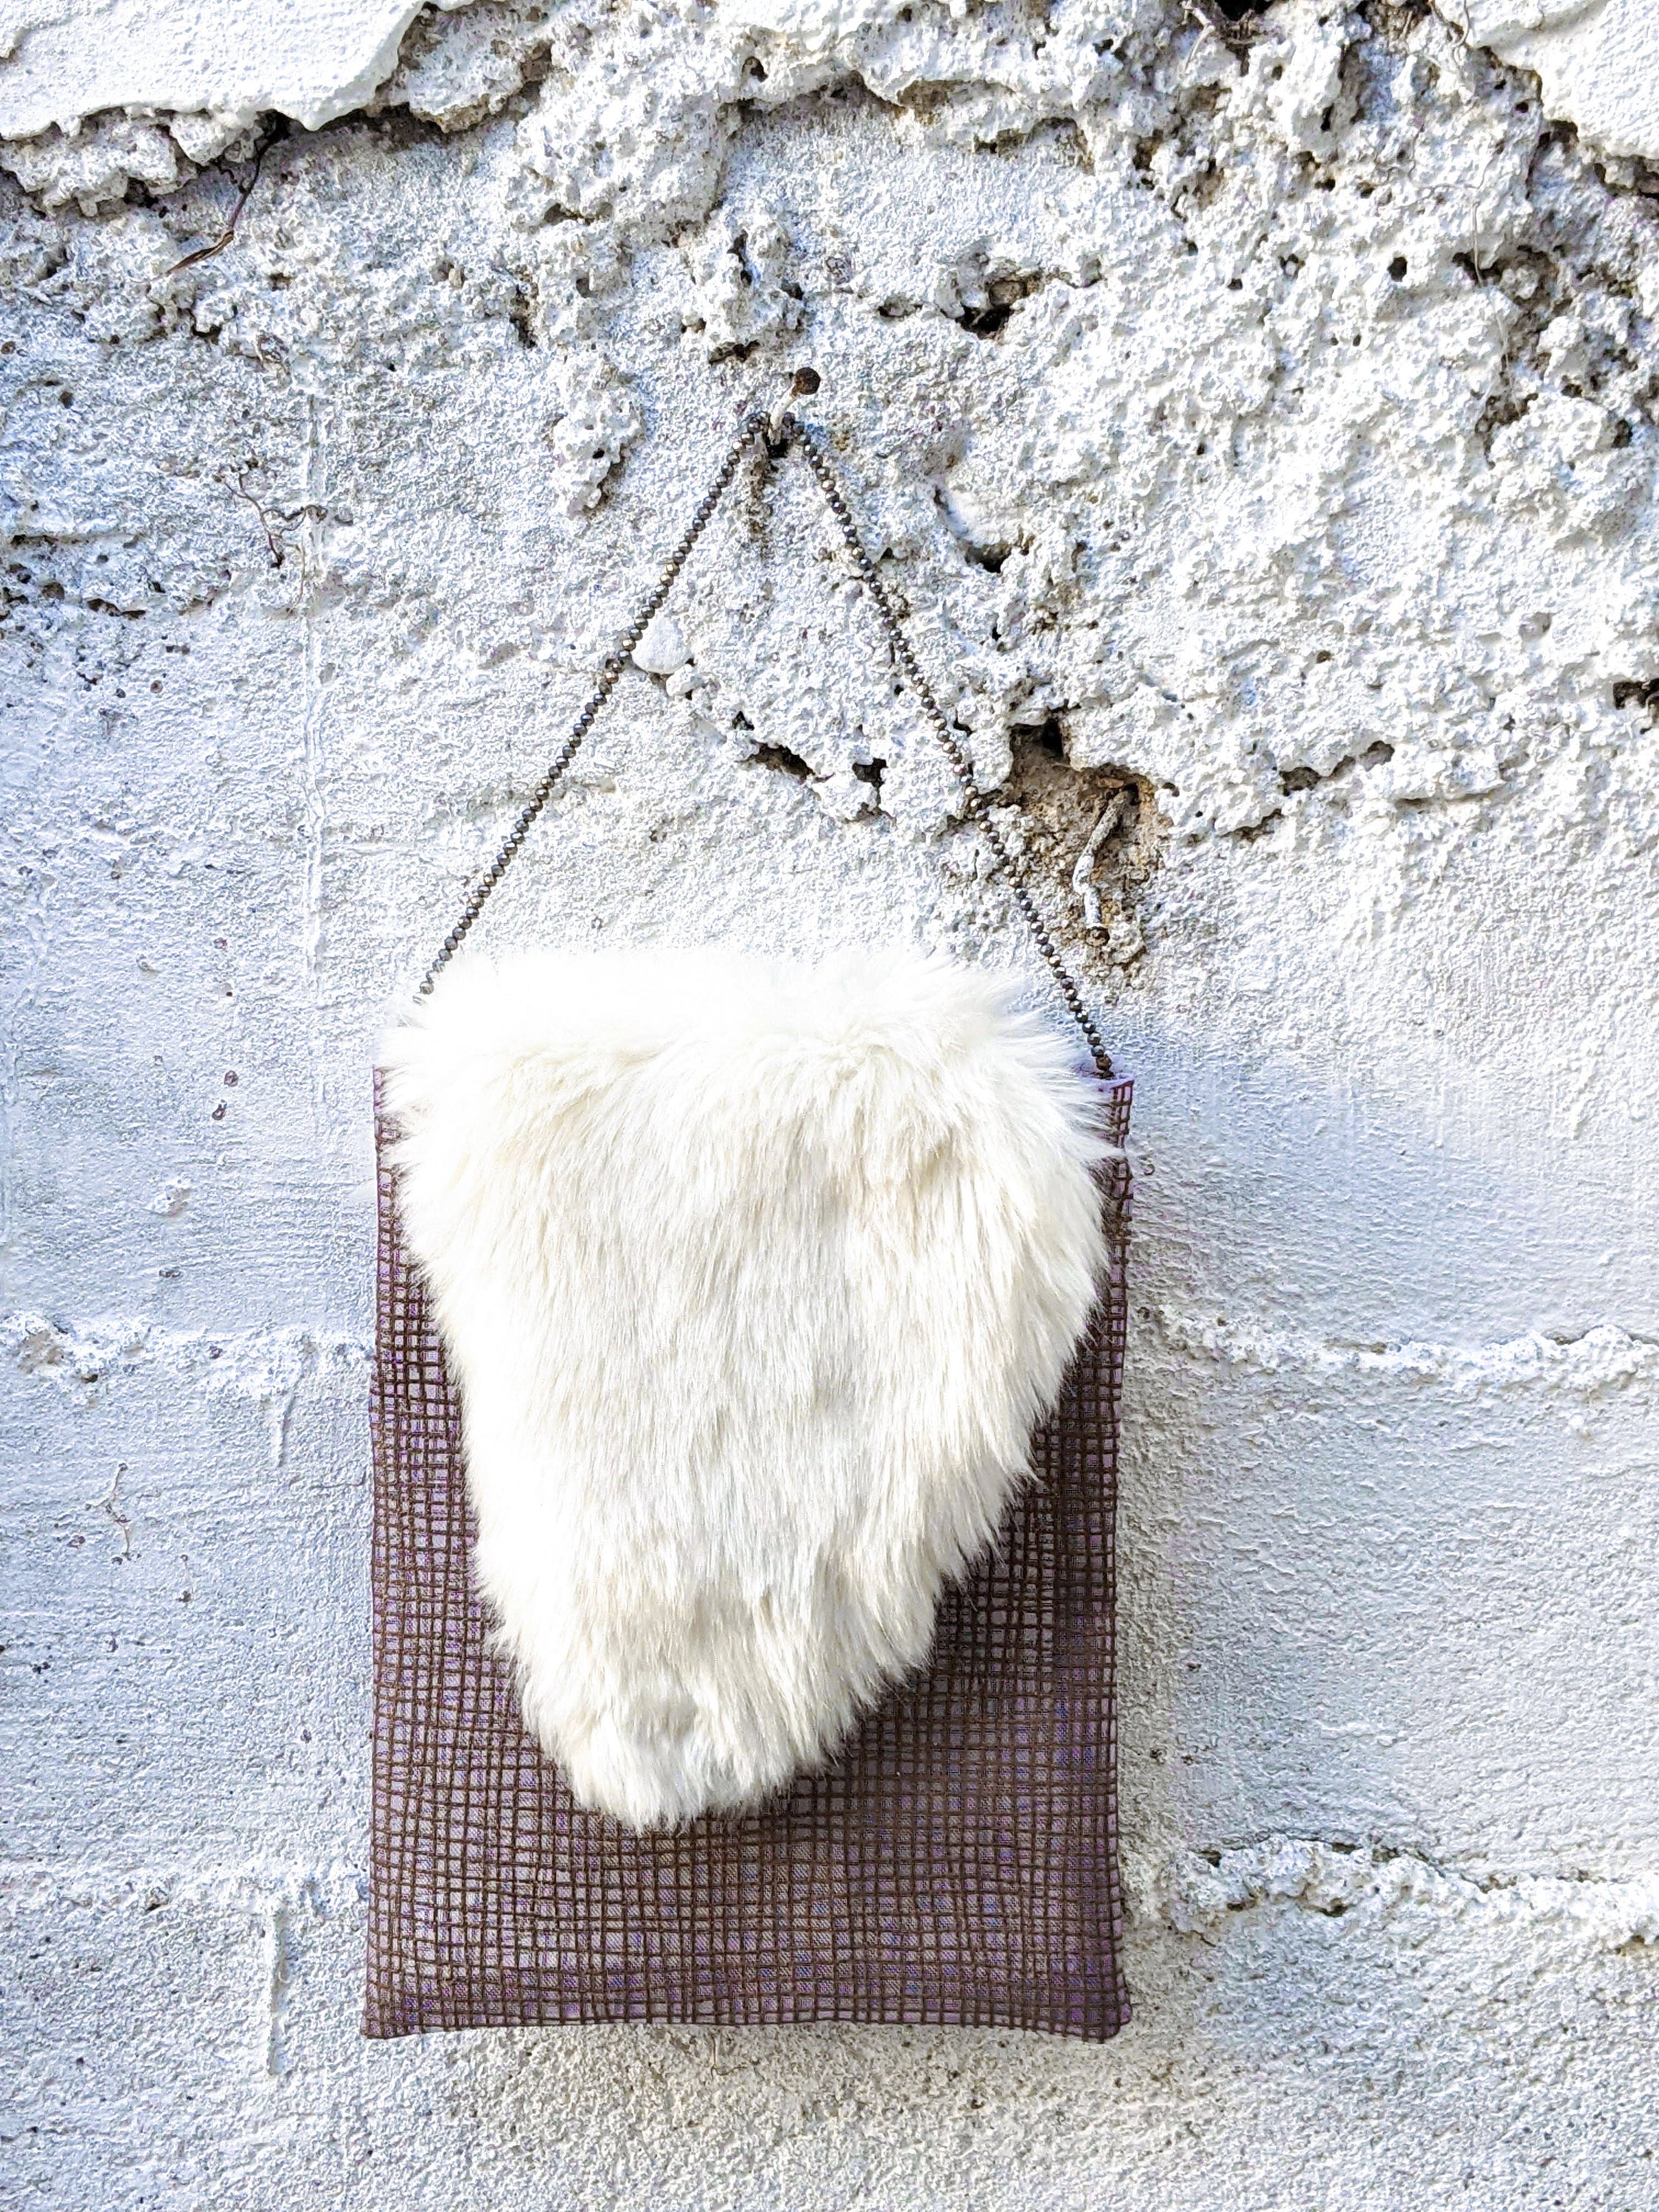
[381,945,1109,1830]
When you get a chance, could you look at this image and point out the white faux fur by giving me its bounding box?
[380,945,1109,1830]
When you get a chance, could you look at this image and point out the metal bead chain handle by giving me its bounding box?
[420,404,1114,1082]
[419,412,768,996]
[782,414,1113,1079]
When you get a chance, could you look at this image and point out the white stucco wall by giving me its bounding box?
[1447,0,1659,165]
[4,3,1658,2205]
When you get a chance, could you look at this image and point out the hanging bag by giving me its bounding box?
[364,403,1133,2039]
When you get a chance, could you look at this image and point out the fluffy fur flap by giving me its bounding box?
[381,946,1109,1830]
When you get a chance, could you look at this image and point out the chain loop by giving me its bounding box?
[418,405,1113,1082]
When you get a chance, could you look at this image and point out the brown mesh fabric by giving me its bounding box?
[364,1073,1133,2041]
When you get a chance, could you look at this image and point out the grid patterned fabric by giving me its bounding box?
[364,1073,1133,2042]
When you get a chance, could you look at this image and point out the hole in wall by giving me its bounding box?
[953,272,1041,341]
[1000,729,1166,969]
[1276,741,1394,799]
[750,741,814,782]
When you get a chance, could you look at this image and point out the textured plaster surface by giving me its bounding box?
[0,0,473,136]
[3,1,1658,2205]
[1448,0,1659,164]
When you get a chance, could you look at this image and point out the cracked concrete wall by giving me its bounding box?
[4,3,1658,2206]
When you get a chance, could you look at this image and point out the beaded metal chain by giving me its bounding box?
[420,403,1113,1082]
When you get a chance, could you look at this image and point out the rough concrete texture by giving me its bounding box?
[0,0,470,139]
[4,1,1658,2205]
[1450,0,1659,166]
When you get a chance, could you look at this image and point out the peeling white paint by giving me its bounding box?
[0,0,480,137]
[1446,0,1659,162]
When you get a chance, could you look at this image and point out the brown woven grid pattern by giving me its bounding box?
[364,1072,1133,2041]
